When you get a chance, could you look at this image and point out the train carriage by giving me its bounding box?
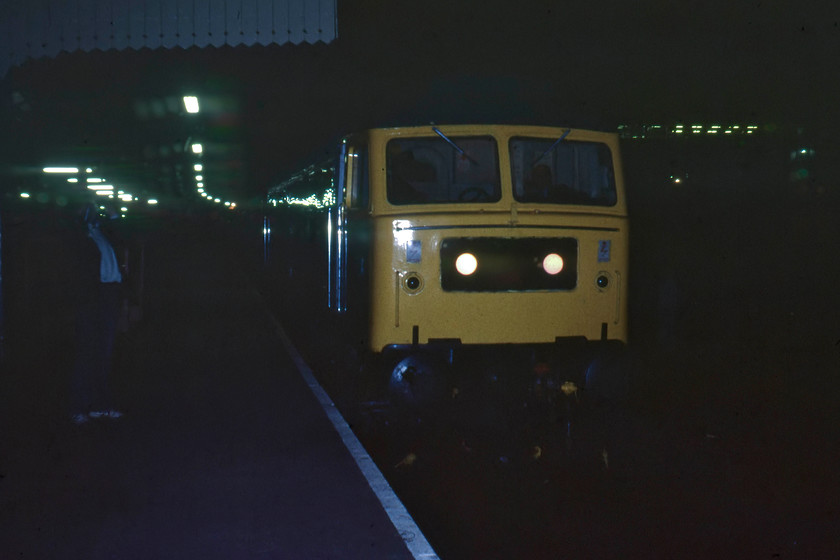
[267,124,629,404]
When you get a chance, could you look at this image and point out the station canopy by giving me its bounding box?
[0,0,336,78]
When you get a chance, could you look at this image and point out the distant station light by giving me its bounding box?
[20,192,30,198]
[87,184,113,190]
[43,167,79,173]
[148,199,158,205]
[194,164,203,171]
[191,143,203,154]
[183,96,200,114]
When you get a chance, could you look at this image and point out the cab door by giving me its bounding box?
[329,140,369,314]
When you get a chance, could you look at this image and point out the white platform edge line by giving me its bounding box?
[269,317,440,560]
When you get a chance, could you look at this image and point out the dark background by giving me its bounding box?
[2,0,839,205]
[1,3,840,558]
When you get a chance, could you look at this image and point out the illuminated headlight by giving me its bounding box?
[455,253,478,276]
[542,253,564,275]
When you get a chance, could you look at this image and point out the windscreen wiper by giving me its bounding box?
[531,128,571,167]
[432,126,479,166]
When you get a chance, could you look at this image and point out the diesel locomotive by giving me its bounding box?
[266,124,629,405]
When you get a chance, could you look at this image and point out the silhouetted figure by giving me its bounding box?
[388,147,434,204]
[69,202,125,425]
[521,164,555,201]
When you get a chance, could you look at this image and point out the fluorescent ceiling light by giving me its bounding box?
[191,143,203,154]
[43,167,78,173]
[194,164,203,171]
[183,96,200,114]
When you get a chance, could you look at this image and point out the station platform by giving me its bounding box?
[0,215,436,559]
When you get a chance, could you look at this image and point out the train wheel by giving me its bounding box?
[387,354,449,409]
[584,343,631,403]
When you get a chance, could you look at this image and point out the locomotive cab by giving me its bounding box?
[267,124,630,406]
[333,125,629,403]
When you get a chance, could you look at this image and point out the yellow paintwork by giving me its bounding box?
[346,125,629,352]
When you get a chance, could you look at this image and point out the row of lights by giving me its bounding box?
[618,123,761,139]
[184,96,236,210]
[267,166,337,209]
[21,167,158,215]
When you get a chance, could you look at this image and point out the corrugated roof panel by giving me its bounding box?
[319,0,336,43]
[176,0,194,49]
[208,0,227,48]
[59,0,78,52]
[256,0,274,46]
[0,0,335,77]
[193,0,211,47]
[96,0,114,52]
[128,1,146,50]
[111,0,131,51]
[161,1,179,49]
[272,0,289,44]
[5,10,27,68]
[288,0,304,45]
[77,0,96,52]
[241,0,259,48]
[42,3,64,58]
[144,0,163,50]
[25,2,46,59]
[225,0,243,47]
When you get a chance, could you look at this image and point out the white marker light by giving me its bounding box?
[43,167,79,173]
[542,253,564,275]
[455,253,478,276]
[183,96,199,114]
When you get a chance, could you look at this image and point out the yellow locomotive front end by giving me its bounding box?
[360,125,628,355]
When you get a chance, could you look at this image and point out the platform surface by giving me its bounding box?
[0,217,424,560]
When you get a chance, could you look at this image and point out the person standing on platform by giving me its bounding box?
[69,201,125,425]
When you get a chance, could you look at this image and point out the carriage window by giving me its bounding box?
[346,145,369,209]
[510,138,617,206]
[386,136,500,204]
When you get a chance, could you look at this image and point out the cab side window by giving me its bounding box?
[346,145,369,210]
